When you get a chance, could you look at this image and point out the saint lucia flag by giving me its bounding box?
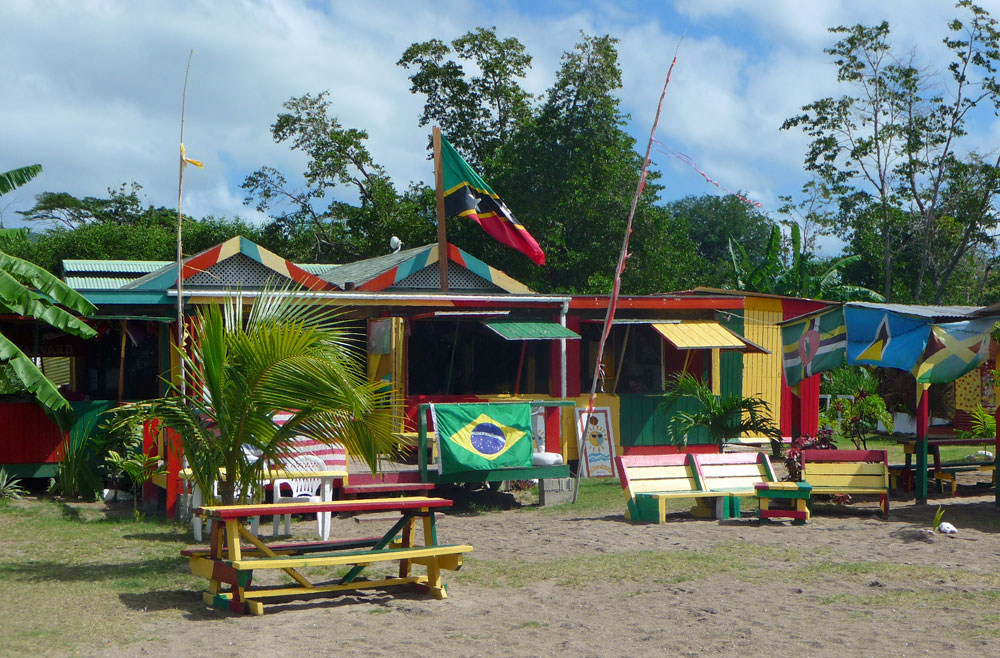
[431,403,533,474]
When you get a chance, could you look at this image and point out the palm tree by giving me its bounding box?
[111,289,404,505]
[660,372,782,454]
[0,164,97,428]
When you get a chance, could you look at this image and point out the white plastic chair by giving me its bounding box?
[190,445,265,541]
[271,453,326,536]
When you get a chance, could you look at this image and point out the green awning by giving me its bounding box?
[484,320,580,341]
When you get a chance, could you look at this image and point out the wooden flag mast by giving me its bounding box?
[433,127,449,292]
[176,50,194,397]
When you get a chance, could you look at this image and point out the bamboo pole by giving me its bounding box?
[176,50,194,397]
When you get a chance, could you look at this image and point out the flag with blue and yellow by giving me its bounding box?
[431,403,533,474]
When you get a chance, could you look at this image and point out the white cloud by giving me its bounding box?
[3,0,1000,257]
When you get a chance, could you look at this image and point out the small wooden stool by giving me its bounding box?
[756,482,811,525]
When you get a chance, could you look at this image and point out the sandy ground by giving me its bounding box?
[105,482,1000,658]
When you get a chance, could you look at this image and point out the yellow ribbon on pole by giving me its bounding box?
[180,143,203,168]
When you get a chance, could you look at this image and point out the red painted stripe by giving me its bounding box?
[199,497,453,519]
[182,244,223,279]
[358,268,398,291]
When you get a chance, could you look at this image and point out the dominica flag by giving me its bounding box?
[781,307,847,387]
[430,403,533,474]
[440,135,545,265]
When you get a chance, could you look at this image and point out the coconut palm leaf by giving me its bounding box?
[110,287,404,505]
[661,372,781,450]
[0,165,42,195]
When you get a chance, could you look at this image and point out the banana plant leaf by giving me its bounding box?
[0,332,73,429]
[0,251,97,318]
[0,165,42,195]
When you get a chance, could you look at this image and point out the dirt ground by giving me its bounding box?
[105,482,1000,658]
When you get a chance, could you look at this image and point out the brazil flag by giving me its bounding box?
[431,403,534,474]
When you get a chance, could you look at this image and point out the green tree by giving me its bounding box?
[398,26,533,168]
[110,290,404,506]
[660,372,783,454]
[782,2,1000,302]
[0,165,97,427]
[728,223,883,301]
[243,92,437,262]
[19,183,176,229]
[666,194,775,287]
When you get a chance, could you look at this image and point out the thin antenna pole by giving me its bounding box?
[176,50,193,398]
[573,40,682,503]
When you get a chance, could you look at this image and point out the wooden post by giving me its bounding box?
[994,403,1000,510]
[433,127,449,292]
[916,382,930,504]
[118,320,127,403]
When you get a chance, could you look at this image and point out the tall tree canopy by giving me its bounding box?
[782,1,1000,303]
[242,92,437,262]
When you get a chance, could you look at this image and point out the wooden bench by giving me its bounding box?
[189,496,472,614]
[800,449,889,518]
[615,453,727,523]
[693,452,777,519]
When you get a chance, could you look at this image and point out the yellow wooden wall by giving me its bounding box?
[741,298,783,425]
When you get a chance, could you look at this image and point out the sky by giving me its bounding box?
[4,0,1000,255]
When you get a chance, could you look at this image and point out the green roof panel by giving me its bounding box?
[484,320,580,341]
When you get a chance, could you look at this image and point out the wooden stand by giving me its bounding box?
[756,482,811,525]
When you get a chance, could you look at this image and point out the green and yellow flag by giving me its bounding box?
[431,403,534,474]
[440,135,545,265]
[781,307,847,387]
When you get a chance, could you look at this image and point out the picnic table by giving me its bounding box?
[893,438,996,494]
[180,464,349,541]
[184,496,472,615]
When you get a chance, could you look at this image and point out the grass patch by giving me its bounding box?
[457,540,799,589]
[0,496,200,656]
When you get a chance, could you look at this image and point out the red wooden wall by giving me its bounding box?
[0,402,65,464]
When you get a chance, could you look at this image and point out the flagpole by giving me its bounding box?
[573,42,682,503]
[176,50,193,398]
[433,127,449,292]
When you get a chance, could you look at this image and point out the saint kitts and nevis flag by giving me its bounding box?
[440,135,545,265]
[430,403,534,474]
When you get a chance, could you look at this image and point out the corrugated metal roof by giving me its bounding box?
[65,276,136,290]
[483,320,580,340]
[847,302,979,320]
[63,260,172,273]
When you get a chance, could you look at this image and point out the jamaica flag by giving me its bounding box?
[430,403,534,474]
[440,135,545,265]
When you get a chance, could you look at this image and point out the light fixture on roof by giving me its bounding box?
[390,236,403,253]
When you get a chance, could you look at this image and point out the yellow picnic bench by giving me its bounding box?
[615,451,776,523]
[184,496,472,615]
[800,449,889,518]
